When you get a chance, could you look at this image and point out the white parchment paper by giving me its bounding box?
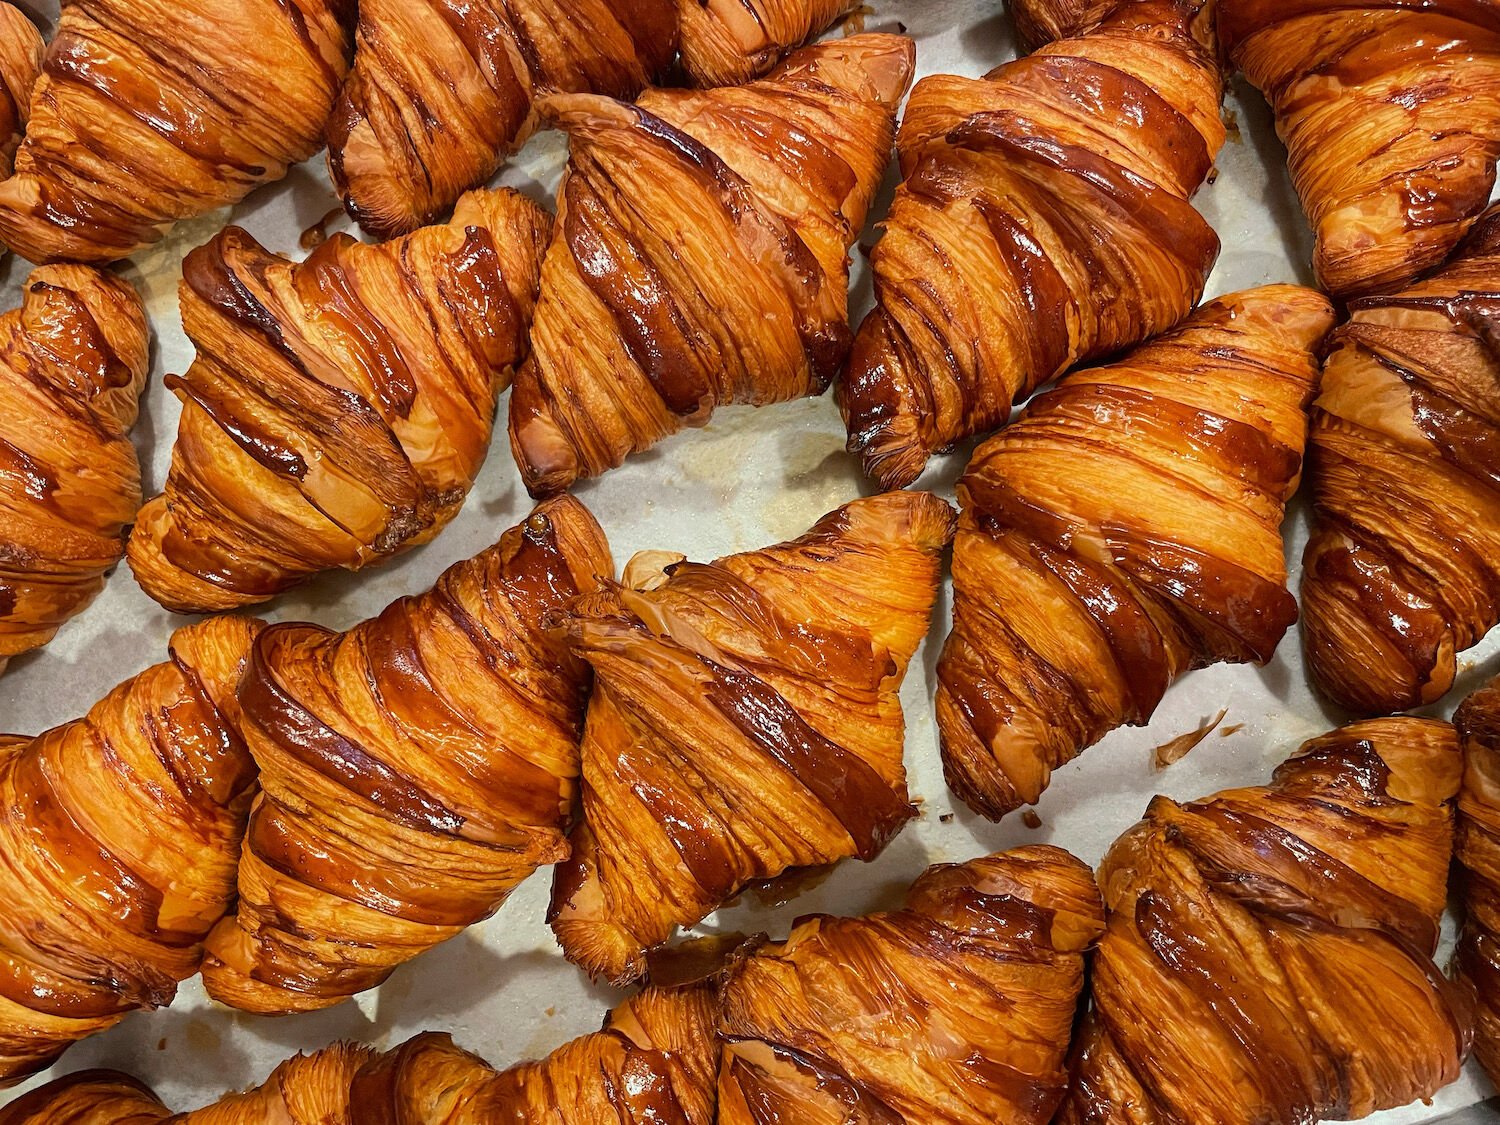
[1,1,1496,1118]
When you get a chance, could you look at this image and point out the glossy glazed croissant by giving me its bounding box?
[507,34,914,497]
[678,0,862,86]
[839,1,1224,490]
[1058,717,1471,1123]
[0,265,148,673]
[937,285,1332,820]
[0,616,261,1085]
[1457,677,1500,1088]
[126,188,551,614]
[0,0,355,265]
[328,0,677,238]
[1219,0,1500,301]
[718,844,1105,1124]
[200,496,611,1014]
[0,4,40,182]
[550,490,954,984]
[1301,207,1500,714]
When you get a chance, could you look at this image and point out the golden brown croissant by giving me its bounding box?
[1057,717,1471,1124]
[1457,677,1500,1088]
[200,496,611,1014]
[1219,0,1500,301]
[0,5,40,182]
[718,844,1105,1124]
[549,490,954,984]
[0,616,261,1085]
[507,34,914,497]
[0,265,148,673]
[1008,0,1215,50]
[838,2,1225,490]
[0,0,355,265]
[327,0,677,239]
[1301,207,1500,714]
[678,0,862,86]
[937,285,1332,820]
[126,188,551,614]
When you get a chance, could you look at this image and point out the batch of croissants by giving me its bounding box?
[0,0,1498,1120]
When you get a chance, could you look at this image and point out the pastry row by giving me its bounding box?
[6,691,1500,1124]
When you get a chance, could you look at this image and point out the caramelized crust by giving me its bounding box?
[328,0,677,238]
[549,491,954,984]
[1057,718,1471,1123]
[0,0,355,265]
[1220,0,1500,300]
[0,5,41,182]
[0,617,261,1084]
[678,0,862,86]
[199,497,611,1014]
[0,1071,169,1124]
[717,845,1105,1124]
[507,34,914,497]
[1457,677,1500,1088]
[0,265,148,673]
[936,285,1331,820]
[838,2,1224,489]
[1008,0,1215,49]
[126,189,551,614]
[1301,208,1500,713]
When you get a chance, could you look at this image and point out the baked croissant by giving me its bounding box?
[678,0,861,86]
[550,490,954,984]
[1301,207,1500,714]
[0,0,355,265]
[0,4,40,181]
[838,1,1224,490]
[327,0,677,239]
[0,616,261,1085]
[1219,0,1500,301]
[937,285,1332,820]
[1008,0,1214,50]
[200,496,611,1014]
[507,34,914,497]
[718,844,1105,1124]
[1457,677,1500,1088]
[0,265,148,673]
[126,188,551,614]
[1057,717,1471,1124]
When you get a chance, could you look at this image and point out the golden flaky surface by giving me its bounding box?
[838,1,1224,490]
[0,265,147,673]
[199,497,611,1014]
[1457,677,1500,1088]
[0,5,40,182]
[549,491,955,984]
[328,0,677,238]
[0,0,355,265]
[0,617,261,1085]
[936,285,1332,820]
[1301,207,1500,714]
[1220,0,1500,301]
[717,845,1104,1124]
[0,986,714,1124]
[126,189,551,614]
[507,34,914,497]
[1058,718,1472,1124]
[678,0,862,86]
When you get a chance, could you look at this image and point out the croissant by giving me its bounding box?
[1218,0,1500,301]
[1008,0,1215,50]
[0,0,354,265]
[200,496,611,1014]
[327,0,677,239]
[1457,677,1500,1087]
[507,34,914,497]
[838,1,1224,490]
[1301,207,1500,714]
[0,615,261,1084]
[126,188,551,614]
[718,844,1105,1124]
[0,265,148,673]
[0,4,40,182]
[678,0,862,86]
[936,285,1332,820]
[549,490,954,984]
[1057,716,1472,1123]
